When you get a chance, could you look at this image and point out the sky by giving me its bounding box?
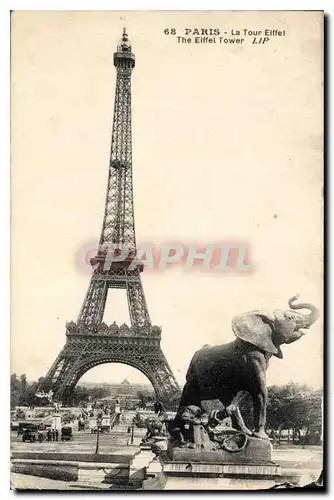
[11,11,323,390]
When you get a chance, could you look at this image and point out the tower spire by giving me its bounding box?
[115,27,134,62]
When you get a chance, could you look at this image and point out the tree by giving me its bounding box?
[238,381,322,443]
[69,385,111,406]
[20,374,27,391]
[10,374,115,409]
[10,373,21,409]
[265,382,322,443]
[15,408,25,420]
[137,390,153,408]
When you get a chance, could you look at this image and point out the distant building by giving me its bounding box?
[92,379,154,408]
[101,379,153,397]
[82,379,154,394]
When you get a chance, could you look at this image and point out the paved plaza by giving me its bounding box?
[11,429,134,456]
[11,421,322,490]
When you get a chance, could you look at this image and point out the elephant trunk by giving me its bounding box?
[288,295,320,328]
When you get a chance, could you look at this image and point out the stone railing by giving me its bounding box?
[66,321,162,338]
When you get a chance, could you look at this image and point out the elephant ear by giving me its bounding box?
[232,311,283,358]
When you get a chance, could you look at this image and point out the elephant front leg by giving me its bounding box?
[248,355,270,440]
[252,378,269,440]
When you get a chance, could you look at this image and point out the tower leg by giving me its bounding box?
[78,279,108,326]
[126,271,152,335]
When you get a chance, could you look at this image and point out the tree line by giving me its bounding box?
[239,381,322,441]
[11,374,322,438]
[10,373,111,408]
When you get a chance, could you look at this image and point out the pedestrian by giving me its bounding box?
[55,429,59,441]
[47,429,51,441]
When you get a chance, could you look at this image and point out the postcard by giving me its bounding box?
[11,11,323,490]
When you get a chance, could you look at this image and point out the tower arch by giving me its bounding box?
[67,356,162,399]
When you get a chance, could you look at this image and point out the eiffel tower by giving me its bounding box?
[37,30,181,406]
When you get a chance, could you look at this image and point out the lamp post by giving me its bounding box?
[131,420,135,445]
[95,415,102,455]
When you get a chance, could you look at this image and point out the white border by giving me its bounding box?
[2,1,332,498]
[2,1,331,10]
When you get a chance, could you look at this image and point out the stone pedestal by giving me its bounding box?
[144,473,277,490]
[51,414,62,431]
[142,436,281,490]
[170,435,272,463]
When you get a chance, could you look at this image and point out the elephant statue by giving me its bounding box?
[172,295,319,441]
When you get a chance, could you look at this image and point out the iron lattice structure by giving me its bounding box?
[38,30,181,405]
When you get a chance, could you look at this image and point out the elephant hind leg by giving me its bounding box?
[169,381,202,445]
[178,381,202,409]
[173,381,202,430]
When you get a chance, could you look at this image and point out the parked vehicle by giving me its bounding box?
[101,415,111,433]
[61,426,73,441]
[22,426,37,443]
[17,421,40,437]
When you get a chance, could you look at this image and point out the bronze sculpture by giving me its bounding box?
[172,295,319,442]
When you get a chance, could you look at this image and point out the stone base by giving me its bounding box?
[143,459,281,490]
[168,435,272,464]
[161,458,280,478]
[142,438,281,491]
[143,472,277,490]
